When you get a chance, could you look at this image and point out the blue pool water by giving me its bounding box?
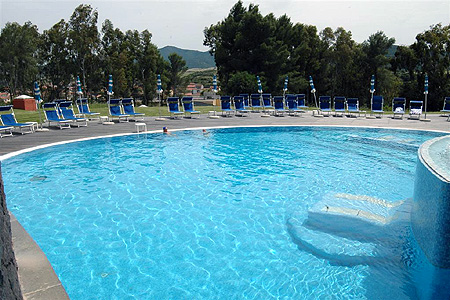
[2,126,445,299]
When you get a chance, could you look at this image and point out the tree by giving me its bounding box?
[68,4,100,94]
[0,22,40,96]
[167,53,188,96]
[137,30,164,104]
[204,1,326,96]
[411,24,450,110]
[361,31,396,107]
[227,71,256,95]
[392,45,418,101]
[40,19,72,100]
[319,27,363,97]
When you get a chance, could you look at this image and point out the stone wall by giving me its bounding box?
[411,136,450,300]
[0,164,23,299]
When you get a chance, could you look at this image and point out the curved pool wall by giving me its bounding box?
[412,135,450,300]
[2,126,449,299]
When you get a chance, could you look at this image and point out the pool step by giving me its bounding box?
[286,193,411,266]
[305,193,411,240]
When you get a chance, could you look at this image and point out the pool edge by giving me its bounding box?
[10,212,70,300]
[2,124,449,299]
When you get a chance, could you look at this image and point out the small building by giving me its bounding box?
[13,95,36,111]
[185,83,204,97]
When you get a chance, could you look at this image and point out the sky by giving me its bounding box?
[1,0,449,51]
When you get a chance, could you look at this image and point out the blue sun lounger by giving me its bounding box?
[441,97,450,116]
[296,94,308,109]
[58,101,88,127]
[43,103,72,129]
[371,95,384,117]
[0,105,35,134]
[409,100,423,120]
[220,96,234,117]
[333,96,346,117]
[273,96,287,116]
[239,94,250,108]
[181,97,200,118]
[167,97,184,119]
[262,94,274,112]
[346,98,361,117]
[233,96,249,116]
[108,99,129,122]
[76,98,100,119]
[319,96,332,116]
[250,94,263,112]
[392,97,406,119]
[122,98,145,121]
[286,95,304,116]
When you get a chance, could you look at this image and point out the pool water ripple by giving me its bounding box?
[2,126,445,299]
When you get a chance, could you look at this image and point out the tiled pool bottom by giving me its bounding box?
[2,127,446,299]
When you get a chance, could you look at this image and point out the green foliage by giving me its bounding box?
[184,68,216,88]
[40,19,72,100]
[0,2,449,113]
[167,53,188,96]
[204,1,450,111]
[0,22,40,96]
[227,71,256,95]
[411,24,450,110]
[68,5,101,95]
[0,5,165,104]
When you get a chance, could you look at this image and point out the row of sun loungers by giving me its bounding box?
[205,95,449,119]
[1,96,450,136]
[0,97,145,134]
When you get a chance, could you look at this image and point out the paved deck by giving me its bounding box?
[1,111,449,299]
[2,112,450,156]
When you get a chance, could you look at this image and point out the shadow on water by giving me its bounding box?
[286,194,420,299]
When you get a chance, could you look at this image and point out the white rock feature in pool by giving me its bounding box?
[307,193,410,238]
[287,193,412,266]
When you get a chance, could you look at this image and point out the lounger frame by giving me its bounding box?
[167,97,184,119]
[0,105,35,134]
[392,97,406,119]
[108,99,129,122]
[409,100,423,120]
[43,103,72,129]
[182,97,200,119]
[122,98,145,121]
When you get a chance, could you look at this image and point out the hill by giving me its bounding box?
[159,46,216,69]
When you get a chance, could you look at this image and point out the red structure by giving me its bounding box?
[13,96,36,111]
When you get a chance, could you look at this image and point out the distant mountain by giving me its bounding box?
[159,46,216,69]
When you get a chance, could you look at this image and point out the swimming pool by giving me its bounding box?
[2,126,445,299]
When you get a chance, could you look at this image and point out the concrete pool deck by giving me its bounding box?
[1,111,449,299]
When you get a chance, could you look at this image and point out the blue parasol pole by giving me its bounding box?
[76,75,83,114]
[309,76,318,108]
[283,76,288,99]
[423,74,429,121]
[107,75,113,118]
[213,74,218,107]
[257,76,263,108]
[157,74,163,118]
[34,81,43,130]
[370,74,375,108]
